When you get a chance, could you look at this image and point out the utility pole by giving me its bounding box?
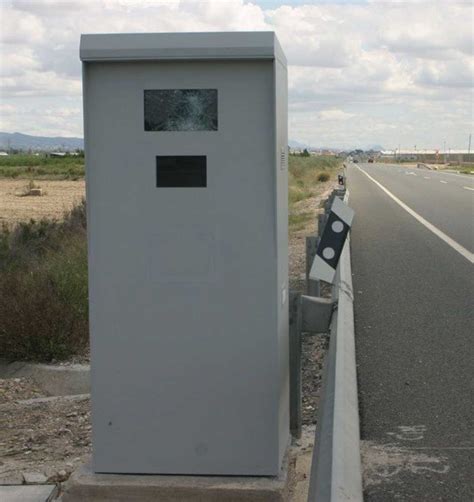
[468,133,472,156]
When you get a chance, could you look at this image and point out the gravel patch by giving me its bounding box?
[0,377,45,406]
[0,377,91,485]
[301,334,330,425]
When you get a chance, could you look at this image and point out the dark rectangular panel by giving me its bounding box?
[156,156,207,188]
[145,89,218,131]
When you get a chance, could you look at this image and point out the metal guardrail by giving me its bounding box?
[289,186,363,501]
[308,234,363,500]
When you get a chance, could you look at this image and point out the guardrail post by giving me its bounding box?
[306,236,320,296]
[289,291,302,439]
[301,296,334,334]
[307,278,321,298]
[318,213,328,235]
[324,194,334,214]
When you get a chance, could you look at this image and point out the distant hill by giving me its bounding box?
[0,132,84,152]
[366,144,384,152]
[289,139,311,149]
[0,132,383,154]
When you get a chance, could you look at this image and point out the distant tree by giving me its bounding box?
[301,148,310,157]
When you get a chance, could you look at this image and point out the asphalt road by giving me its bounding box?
[347,163,474,501]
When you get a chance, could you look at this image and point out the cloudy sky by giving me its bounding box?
[0,0,472,149]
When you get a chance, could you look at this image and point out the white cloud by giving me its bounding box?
[0,46,41,77]
[319,109,355,121]
[0,100,83,137]
[0,0,472,148]
[1,70,81,98]
[0,6,45,44]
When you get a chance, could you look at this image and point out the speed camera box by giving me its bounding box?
[80,32,288,476]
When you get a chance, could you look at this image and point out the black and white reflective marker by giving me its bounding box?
[310,196,354,284]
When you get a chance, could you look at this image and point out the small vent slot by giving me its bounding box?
[280,148,287,170]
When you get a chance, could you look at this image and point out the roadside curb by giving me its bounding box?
[0,484,58,502]
[0,359,90,396]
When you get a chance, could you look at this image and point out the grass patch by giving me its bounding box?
[289,187,314,205]
[289,212,313,232]
[459,163,474,174]
[288,155,340,208]
[288,154,341,233]
[0,202,89,361]
[0,154,85,179]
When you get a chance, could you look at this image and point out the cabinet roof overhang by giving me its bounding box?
[80,32,286,66]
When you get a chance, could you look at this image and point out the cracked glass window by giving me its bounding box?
[144,89,218,131]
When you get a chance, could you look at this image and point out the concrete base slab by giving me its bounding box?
[0,485,57,502]
[0,359,90,396]
[61,456,293,502]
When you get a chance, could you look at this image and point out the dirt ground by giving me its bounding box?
[0,378,91,486]
[0,179,85,226]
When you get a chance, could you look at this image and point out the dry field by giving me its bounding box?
[0,179,85,226]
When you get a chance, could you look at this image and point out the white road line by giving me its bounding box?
[424,176,430,179]
[431,170,473,180]
[440,180,448,184]
[463,186,474,191]
[354,165,474,264]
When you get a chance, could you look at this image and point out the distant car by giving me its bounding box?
[353,159,359,163]
[368,158,374,163]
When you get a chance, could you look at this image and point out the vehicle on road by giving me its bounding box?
[368,158,374,163]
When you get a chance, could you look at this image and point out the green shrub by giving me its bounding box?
[0,153,83,167]
[288,155,340,208]
[288,155,341,234]
[0,201,89,361]
[0,154,84,179]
